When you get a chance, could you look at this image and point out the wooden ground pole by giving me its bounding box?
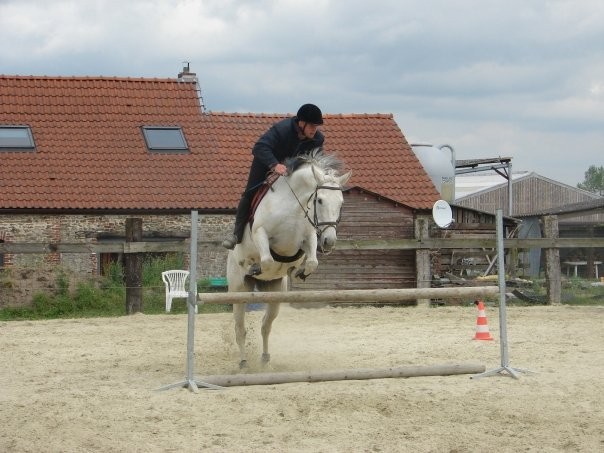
[195,363,487,387]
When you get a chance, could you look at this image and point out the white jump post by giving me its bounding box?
[472,209,531,379]
[157,211,223,392]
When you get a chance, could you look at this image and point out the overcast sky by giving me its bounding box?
[1,0,603,187]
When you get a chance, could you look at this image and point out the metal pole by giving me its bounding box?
[496,209,510,368]
[472,209,531,379]
[156,210,222,392]
[507,161,513,216]
[185,210,198,391]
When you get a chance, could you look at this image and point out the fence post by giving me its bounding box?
[543,215,561,304]
[415,215,431,307]
[125,218,143,314]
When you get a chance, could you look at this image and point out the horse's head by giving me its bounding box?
[310,162,351,253]
[286,148,351,252]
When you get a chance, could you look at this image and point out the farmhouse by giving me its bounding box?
[0,72,443,306]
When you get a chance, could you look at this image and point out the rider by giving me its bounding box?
[222,103,325,250]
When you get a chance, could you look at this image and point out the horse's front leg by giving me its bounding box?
[297,233,319,277]
[252,226,275,274]
[233,303,248,368]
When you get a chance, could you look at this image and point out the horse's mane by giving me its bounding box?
[286,148,344,175]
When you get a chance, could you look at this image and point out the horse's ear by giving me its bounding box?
[311,164,326,185]
[337,171,352,187]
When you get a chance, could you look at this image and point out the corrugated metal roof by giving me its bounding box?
[516,197,604,217]
[455,171,531,199]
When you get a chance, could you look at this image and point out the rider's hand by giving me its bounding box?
[273,163,288,176]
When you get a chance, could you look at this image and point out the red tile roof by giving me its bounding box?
[0,75,439,211]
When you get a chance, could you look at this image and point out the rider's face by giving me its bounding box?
[299,121,321,139]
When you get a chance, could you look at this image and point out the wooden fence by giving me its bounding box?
[0,207,604,313]
[2,237,603,254]
[2,233,603,308]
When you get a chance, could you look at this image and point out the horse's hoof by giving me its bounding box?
[247,263,261,276]
[239,360,248,369]
[261,353,271,364]
[294,269,309,281]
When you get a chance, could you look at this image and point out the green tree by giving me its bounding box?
[577,165,604,196]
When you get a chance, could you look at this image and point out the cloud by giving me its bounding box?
[1,0,602,186]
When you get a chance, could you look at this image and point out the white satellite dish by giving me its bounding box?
[432,200,453,228]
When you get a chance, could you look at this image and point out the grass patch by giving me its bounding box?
[0,257,230,321]
[503,277,604,306]
[560,278,604,305]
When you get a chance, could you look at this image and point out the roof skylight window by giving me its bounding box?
[0,125,35,150]
[142,126,189,152]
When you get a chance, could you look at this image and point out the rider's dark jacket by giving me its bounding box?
[231,116,325,243]
[246,116,325,190]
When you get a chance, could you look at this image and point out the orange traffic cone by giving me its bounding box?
[473,300,494,341]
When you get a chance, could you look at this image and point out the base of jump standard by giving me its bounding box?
[192,363,486,388]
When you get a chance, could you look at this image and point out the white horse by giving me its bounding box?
[226,149,351,368]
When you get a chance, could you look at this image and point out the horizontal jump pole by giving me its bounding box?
[194,363,486,387]
[197,286,499,305]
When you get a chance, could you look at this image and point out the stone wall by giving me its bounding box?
[0,213,233,307]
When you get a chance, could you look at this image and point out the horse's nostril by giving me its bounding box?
[323,237,336,249]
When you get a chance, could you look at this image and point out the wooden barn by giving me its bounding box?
[292,187,418,290]
[292,187,522,289]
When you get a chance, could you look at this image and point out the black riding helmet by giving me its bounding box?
[296,103,324,125]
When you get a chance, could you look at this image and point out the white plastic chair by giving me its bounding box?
[161,270,197,313]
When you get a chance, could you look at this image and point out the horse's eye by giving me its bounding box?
[317,198,323,204]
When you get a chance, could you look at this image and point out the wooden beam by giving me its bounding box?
[198,286,499,305]
[125,218,143,314]
[415,215,431,307]
[2,238,604,254]
[335,238,604,250]
[543,215,561,305]
[195,363,487,387]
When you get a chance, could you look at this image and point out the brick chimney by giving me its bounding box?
[177,62,197,83]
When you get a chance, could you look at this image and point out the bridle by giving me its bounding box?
[282,177,344,251]
[310,184,344,238]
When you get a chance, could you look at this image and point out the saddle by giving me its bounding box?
[248,172,280,227]
[247,172,305,266]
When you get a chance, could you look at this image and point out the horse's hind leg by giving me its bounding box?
[261,302,281,364]
[259,278,285,365]
[233,303,248,368]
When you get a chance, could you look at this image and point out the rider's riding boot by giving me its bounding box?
[223,192,252,250]
[221,234,237,250]
[222,222,245,250]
